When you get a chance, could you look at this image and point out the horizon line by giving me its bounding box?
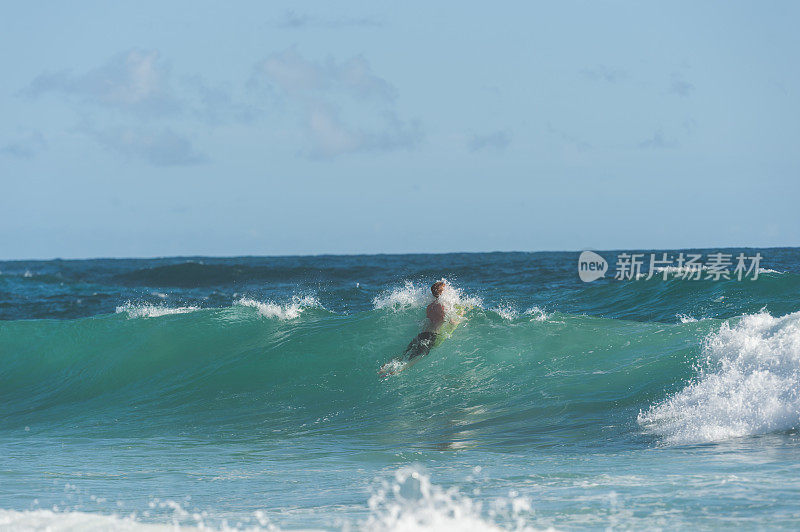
[1,245,797,263]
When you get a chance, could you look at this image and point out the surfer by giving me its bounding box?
[401,281,447,361]
[379,280,467,377]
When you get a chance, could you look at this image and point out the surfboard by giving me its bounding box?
[432,304,468,347]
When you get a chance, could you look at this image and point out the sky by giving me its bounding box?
[1,1,799,259]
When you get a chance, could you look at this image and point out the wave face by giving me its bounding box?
[2,249,800,530]
[0,301,695,444]
[1,248,799,446]
[4,287,799,450]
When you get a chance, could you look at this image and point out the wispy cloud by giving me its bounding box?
[581,66,627,83]
[546,123,591,152]
[275,10,382,29]
[24,50,180,117]
[304,104,420,158]
[252,48,420,158]
[468,130,511,152]
[21,49,261,165]
[1,131,46,158]
[669,73,695,97]
[24,49,257,125]
[86,126,205,166]
[638,129,676,149]
[254,48,396,101]
[181,75,259,125]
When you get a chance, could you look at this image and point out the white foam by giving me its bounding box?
[372,280,482,313]
[676,314,698,323]
[364,467,542,531]
[372,281,430,310]
[116,302,200,319]
[491,304,519,321]
[487,306,548,322]
[0,507,281,531]
[236,295,321,320]
[524,307,549,322]
[0,508,194,531]
[639,310,800,444]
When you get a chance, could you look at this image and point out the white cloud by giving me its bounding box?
[87,126,205,166]
[638,129,676,149]
[1,131,46,158]
[307,106,361,157]
[252,48,419,158]
[275,10,382,29]
[669,73,695,97]
[468,130,511,152]
[25,49,179,116]
[21,50,265,164]
[305,104,419,158]
[256,48,395,101]
[24,49,257,126]
[581,66,627,83]
[182,75,259,125]
[546,123,591,152]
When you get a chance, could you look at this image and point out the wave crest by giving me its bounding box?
[639,310,800,444]
[115,302,200,318]
[372,280,482,312]
[365,467,537,531]
[235,295,321,320]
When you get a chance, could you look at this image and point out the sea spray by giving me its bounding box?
[638,310,800,444]
[235,295,322,319]
[116,302,201,318]
[365,467,538,532]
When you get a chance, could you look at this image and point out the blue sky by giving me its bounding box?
[1,1,798,259]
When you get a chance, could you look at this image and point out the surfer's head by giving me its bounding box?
[431,281,446,298]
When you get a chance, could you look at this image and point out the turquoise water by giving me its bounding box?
[1,249,799,529]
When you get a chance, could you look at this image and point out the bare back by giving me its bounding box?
[426,300,445,331]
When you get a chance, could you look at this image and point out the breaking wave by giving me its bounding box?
[638,311,800,444]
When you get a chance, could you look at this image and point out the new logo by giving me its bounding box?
[578,251,608,282]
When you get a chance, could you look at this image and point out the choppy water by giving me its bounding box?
[1,249,800,530]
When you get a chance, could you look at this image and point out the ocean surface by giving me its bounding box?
[1,248,800,530]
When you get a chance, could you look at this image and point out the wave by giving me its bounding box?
[5,296,800,447]
[638,310,800,444]
[116,302,201,318]
[489,305,549,322]
[676,313,700,323]
[372,280,482,311]
[372,281,429,309]
[235,295,322,319]
[114,296,324,320]
[365,467,536,531]
[112,260,374,287]
[0,509,188,531]
[0,302,699,446]
[0,467,539,531]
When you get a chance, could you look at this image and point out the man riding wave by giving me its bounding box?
[400,280,448,362]
[379,280,465,377]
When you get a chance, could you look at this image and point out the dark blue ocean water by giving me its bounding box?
[1,248,800,530]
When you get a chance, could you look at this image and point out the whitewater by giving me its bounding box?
[1,249,800,530]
